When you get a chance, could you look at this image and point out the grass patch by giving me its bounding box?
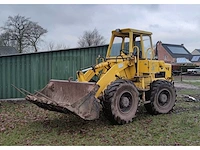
[182,81,200,87]
[177,89,200,95]
[1,99,200,146]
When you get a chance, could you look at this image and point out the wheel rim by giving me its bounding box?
[118,92,133,113]
[157,89,171,107]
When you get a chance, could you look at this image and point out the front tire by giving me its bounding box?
[144,80,176,115]
[102,79,139,125]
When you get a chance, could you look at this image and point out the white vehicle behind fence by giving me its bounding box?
[187,67,200,74]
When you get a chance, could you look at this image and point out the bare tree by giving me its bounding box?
[0,31,18,49]
[1,15,47,53]
[0,32,11,46]
[25,21,47,52]
[1,15,31,53]
[46,41,69,51]
[56,43,69,50]
[77,28,106,47]
[47,41,55,51]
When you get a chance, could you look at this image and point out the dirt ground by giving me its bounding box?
[174,74,200,81]
[174,82,199,89]
[174,75,200,89]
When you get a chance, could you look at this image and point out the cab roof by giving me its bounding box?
[112,28,152,35]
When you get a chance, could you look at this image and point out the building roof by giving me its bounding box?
[191,55,200,62]
[195,49,200,53]
[176,57,192,63]
[162,43,192,60]
[0,46,18,56]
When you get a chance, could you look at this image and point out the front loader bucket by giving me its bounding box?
[25,80,100,120]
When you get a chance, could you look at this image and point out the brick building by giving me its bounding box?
[156,41,192,64]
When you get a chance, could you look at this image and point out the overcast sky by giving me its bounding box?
[0,4,200,52]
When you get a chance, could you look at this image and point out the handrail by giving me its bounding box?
[133,46,140,76]
[145,48,155,60]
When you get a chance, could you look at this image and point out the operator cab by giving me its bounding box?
[107,28,154,60]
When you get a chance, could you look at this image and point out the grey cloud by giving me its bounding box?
[136,4,160,11]
[0,5,98,28]
[149,24,160,29]
[0,4,200,51]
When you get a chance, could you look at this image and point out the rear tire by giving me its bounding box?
[102,79,139,125]
[144,80,176,115]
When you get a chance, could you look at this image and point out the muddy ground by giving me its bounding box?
[174,75,200,89]
[174,82,199,89]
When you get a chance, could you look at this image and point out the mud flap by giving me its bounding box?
[25,80,100,120]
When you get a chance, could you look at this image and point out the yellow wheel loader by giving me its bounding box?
[26,28,176,125]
